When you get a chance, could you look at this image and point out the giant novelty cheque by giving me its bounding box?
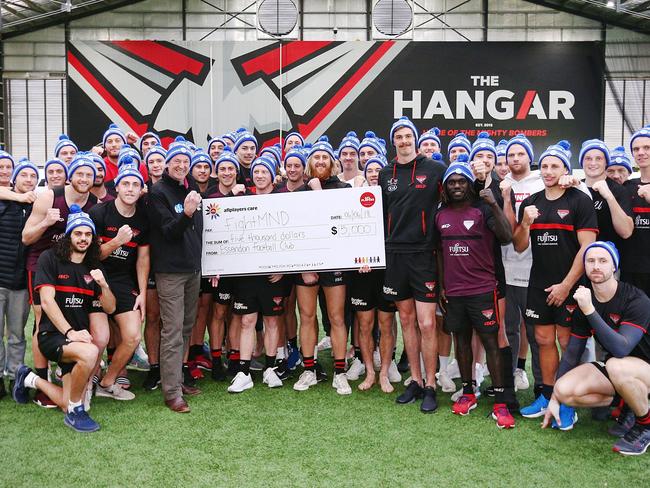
[201,187,385,277]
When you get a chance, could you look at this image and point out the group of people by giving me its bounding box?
[1,118,649,456]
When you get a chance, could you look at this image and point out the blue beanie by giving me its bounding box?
[431,152,445,165]
[11,158,39,185]
[390,116,418,146]
[103,123,126,147]
[363,155,387,179]
[469,131,497,161]
[630,124,650,153]
[118,144,141,167]
[579,139,610,168]
[337,131,361,157]
[496,139,508,158]
[54,134,78,158]
[233,128,258,153]
[260,143,282,168]
[222,132,237,145]
[506,134,534,164]
[87,152,106,174]
[214,146,240,172]
[44,158,68,183]
[283,145,308,168]
[68,155,97,181]
[443,161,476,185]
[190,150,212,172]
[308,136,336,161]
[359,131,384,156]
[283,131,305,149]
[65,204,95,235]
[139,131,160,155]
[251,156,277,179]
[447,132,472,157]
[584,240,620,271]
[0,149,14,167]
[608,146,633,173]
[114,161,145,187]
[539,140,572,173]
[418,127,441,149]
[145,144,167,165]
[165,139,193,165]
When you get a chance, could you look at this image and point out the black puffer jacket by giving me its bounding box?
[0,200,32,289]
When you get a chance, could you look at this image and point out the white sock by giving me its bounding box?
[439,356,450,372]
[276,346,286,360]
[24,372,39,389]
[68,399,82,413]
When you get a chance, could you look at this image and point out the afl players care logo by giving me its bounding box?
[205,203,221,219]
[557,209,569,219]
[360,192,376,208]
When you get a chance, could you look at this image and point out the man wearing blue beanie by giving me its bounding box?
[606,146,633,186]
[544,241,650,455]
[379,116,446,413]
[513,141,598,422]
[622,126,650,299]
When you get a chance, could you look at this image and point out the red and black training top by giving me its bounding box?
[89,200,149,285]
[518,187,598,290]
[34,249,103,333]
[25,187,97,272]
[571,281,650,362]
[622,178,650,274]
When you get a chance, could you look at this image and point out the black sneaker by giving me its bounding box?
[396,380,424,405]
[420,386,438,413]
[0,379,6,400]
[182,365,197,388]
[211,361,226,382]
[397,350,409,373]
[609,406,635,437]
[613,423,650,455]
[315,362,327,383]
[142,367,161,391]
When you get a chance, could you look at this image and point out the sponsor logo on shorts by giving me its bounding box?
[425,281,436,291]
[58,274,70,279]
[360,192,376,208]
[463,220,474,230]
[83,274,93,284]
[609,313,621,325]
[92,300,101,308]
[525,308,539,319]
[383,286,397,296]
[565,304,577,314]
[233,302,246,310]
[218,293,231,301]
[536,232,558,244]
[351,298,368,306]
[557,209,569,219]
[482,308,494,319]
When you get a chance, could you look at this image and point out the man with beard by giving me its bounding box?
[12,207,115,432]
[90,163,150,401]
[513,141,598,419]
[379,116,445,413]
[435,162,515,428]
[606,146,633,186]
[89,152,115,203]
[22,155,101,408]
[543,242,650,454]
[101,124,148,183]
[0,159,38,399]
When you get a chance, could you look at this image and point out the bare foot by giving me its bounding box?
[380,375,394,393]
[358,373,376,391]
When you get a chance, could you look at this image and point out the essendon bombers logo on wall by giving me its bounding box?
[67,41,603,157]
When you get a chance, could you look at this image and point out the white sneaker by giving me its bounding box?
[446,359,460,379]
[332,373,352,395]
[316,336,332,352]
[128,343,150,371]
[514,368,530,391]
[436,370,456,393]
[293,370,317,391]
[373,349,381,371]
[451,385,481,402]
[346,358,365,381]
[95,382,136,401]
[227,372,253,393]
[262,367,283,388]
[387,360,402,383]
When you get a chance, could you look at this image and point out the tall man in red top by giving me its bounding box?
[22,155,101,408]
[513,141,598,418]
[622,125,650,298]
[101,124,148,183]
[435,161,515,428]
[379,116,446,413]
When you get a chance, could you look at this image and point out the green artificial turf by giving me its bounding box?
[1,326,648,487]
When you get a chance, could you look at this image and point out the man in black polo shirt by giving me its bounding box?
[12,207,115,432]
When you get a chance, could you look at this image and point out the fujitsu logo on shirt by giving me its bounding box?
[112,247,129,258]
[635,214,650,228]
[537,232,558,244]
[65,295,84,307]
[449,243,469,256]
